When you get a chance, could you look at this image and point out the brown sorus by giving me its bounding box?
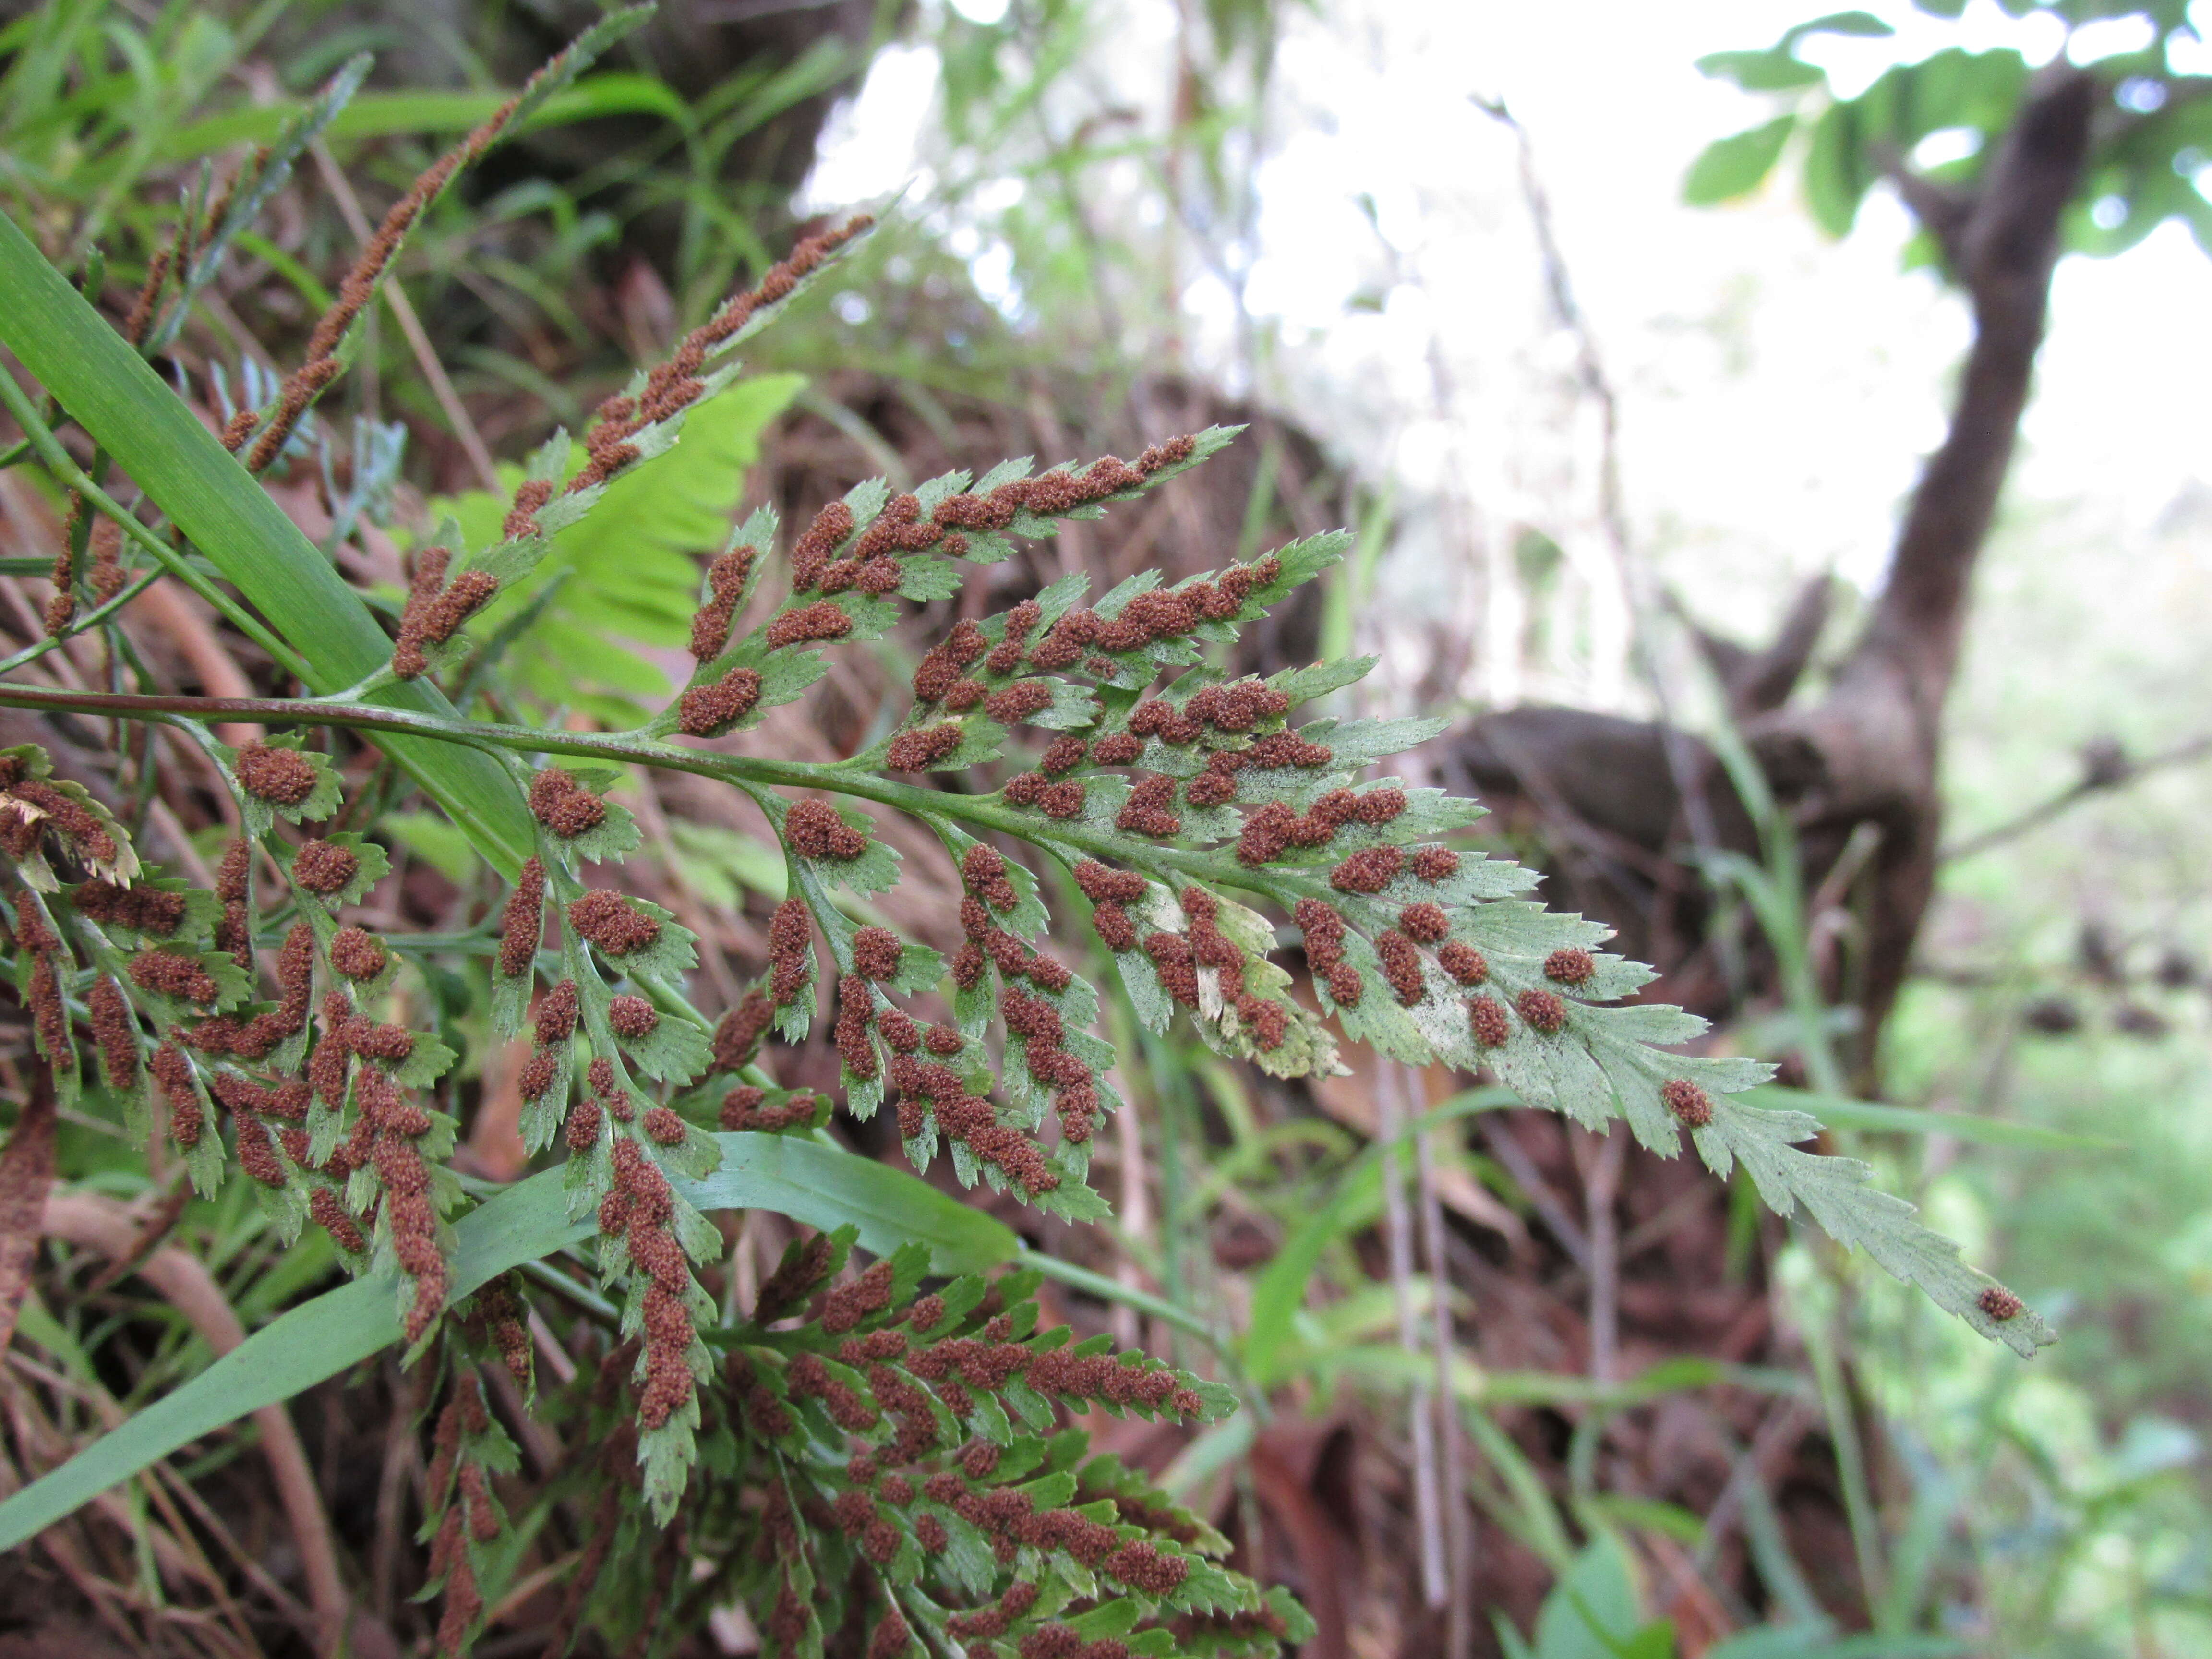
[1295,898,1346,968]
[528,769,605,837]
[310,1188,366,1255]
[502,478,553,541]
[1412,846,1461,881]
[128,949,218,1005]
[517,1051,558,1101]
[1116,774,1180,837]
[150,1043,202,1145]
[71,879,186,936]
[712,989,772,1070]
[886,723,962,770]
[765,601,852,649]
[1977,1285,2025,1322]
[950,854,1022,929]
[1236,801,1298,866]
[1437,941,1488,985]
[769,898,814,1004]
[1544,947,1597,986]
[568,890,661,956]
[1516,988,1568,1034]
[1398,902,1450,943]
[1073,860,1146,904]
[234,742,319,807]
[852,926,903,980]
[1374,930,1426,1005]
[1039,735,1089,776]
[913,620,989,703]
[786,799,868,860]
[564,1094,602,1152]
[1248,730,1334,769]
[689,544,756,660]
[1329,845,1405,893]
[87,976,138,1089]
[1325,961,1364,1006]
[835,976,878,1081]
[216,839,251,903]
[498,858,544,978]
[983,680,1054,724]
[1660,1078,1714,1127]
[679,665,764,737]
[789,501,857,591]
[535,979,580,1045]
[608,995,660,1039]
[986,600,1041,674]
[1090,901,1137,951]
[290,838,360,895]
[1468,995,1511,1048]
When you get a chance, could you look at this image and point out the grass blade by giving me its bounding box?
[682,1133,1017,1276]
[0,1132,1013,1551]
[152,75,693,165]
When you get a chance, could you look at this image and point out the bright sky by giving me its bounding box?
[804,0,2212,708]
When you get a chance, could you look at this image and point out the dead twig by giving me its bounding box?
[3,1349,270,1656]
[1472,93,1725,856]
[1480,1114,1592,1272]
[0,1072,58,1353]
[1577,1126,1626,1384]
[1942,732,2212,863]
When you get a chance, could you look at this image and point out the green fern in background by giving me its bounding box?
[430,373,805,722]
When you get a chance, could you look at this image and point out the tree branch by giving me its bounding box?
[1941,732,2212,863]
[1675,572,1833,719]
[1874,146,1975,273]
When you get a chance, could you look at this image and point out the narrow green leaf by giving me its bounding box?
[1781,10,1896,45]
[1531,1537,1648,1659]
[1803,98,1873,237]
[1245,1162,1379,1384]
[0,1135,1012,1551]
[1695,49,1826,91]
[152,73,691,163]
[0,1229,554,1555]
[679,1133,1017,1275]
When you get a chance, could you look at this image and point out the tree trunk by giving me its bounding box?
[1450,66,2100,1082]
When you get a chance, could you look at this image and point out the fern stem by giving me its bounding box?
[0,682,1322,902]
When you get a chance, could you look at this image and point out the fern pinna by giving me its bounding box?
[0,22,2049,1659]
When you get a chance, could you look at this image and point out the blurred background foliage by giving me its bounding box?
[1,0,2209,1655]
